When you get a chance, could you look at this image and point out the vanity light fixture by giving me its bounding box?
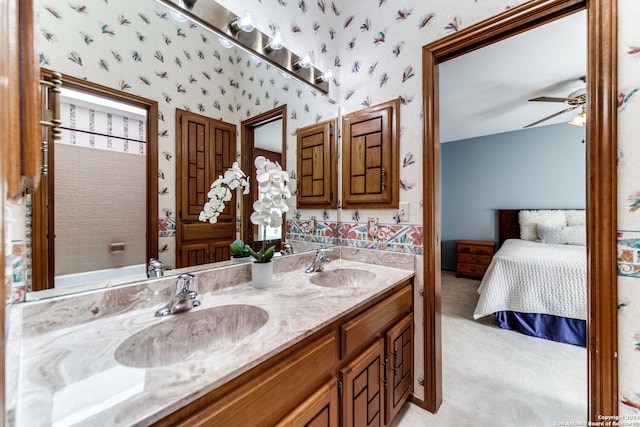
[293,51,313,69]
[159,0,329,94]
[229,11,255,34]
[315,69,333,84]
[263,31,284,54]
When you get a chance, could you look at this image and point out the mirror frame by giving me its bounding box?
[32,69,159,291]
[240,105,288,251]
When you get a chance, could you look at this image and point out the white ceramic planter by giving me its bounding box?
[251,261,273,288]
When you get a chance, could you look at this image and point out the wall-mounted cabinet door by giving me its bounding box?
[296,119,337,209]
[176,109,236,268]
[342,99,399,209]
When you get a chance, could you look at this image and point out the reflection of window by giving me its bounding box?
[54,87,148,279]
[59,87,147,154]
[258,223,281,241]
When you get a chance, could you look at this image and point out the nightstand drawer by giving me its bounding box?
[457,253,492,265]
[457,243,494,256]
[457,262,488,278]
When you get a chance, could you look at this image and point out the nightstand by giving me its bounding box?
[456,240,496,279]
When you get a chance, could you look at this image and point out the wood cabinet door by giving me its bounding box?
[384,313,413,424]
[296,119,336,208]
[176,109,236,268]
[275,378,339,427]
[340,338,384,427]
[341,99,399,209]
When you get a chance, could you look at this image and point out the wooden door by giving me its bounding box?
[176,109,236,268]
[340,339,384,427]
[384,314,413,424]
[341,99,399,208]
[296,119,336,208]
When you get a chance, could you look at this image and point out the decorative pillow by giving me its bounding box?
[536,224,586,245]
[518,210,567,241]
[565,209,586,226]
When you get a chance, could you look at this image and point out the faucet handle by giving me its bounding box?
[176,273,195,293]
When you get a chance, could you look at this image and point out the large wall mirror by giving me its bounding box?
[30,0,338,299]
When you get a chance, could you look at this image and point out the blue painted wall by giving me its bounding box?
[440,123,586,270]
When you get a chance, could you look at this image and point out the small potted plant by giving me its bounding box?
[229,239,251,258]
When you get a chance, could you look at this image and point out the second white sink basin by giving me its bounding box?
[309,268,376,288]
[114,304,269,368]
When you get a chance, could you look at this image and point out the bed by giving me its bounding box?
[472,209,587,346]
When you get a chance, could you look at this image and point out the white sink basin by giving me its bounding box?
[114,304,269,368]
[309,268,376,289]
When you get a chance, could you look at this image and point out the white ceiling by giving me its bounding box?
[439,10,587,143]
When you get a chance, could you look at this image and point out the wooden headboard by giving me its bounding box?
[498,210,521,246]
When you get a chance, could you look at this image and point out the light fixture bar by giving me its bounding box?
[158,0,329,94]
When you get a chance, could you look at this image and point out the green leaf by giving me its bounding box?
[230,239,250,258]
[262,245,276,262]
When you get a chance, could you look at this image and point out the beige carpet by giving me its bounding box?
[391,270,587,427]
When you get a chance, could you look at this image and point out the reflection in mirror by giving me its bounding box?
[31,71,158,294]
[241,106,286,253]
[29,0,338,300]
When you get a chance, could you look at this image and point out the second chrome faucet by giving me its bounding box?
[305,248,332,273]
[155,273,201,317]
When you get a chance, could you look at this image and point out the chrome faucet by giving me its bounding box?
[281,242,294,256]
[155,273,201,317]
[147,258,164,278]
[305,248,332,273]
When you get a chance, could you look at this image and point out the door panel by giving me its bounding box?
[176,109,236,268]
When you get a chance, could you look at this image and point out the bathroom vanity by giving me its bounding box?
[8,250,415,426]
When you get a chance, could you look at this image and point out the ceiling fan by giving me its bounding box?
[523,76,586,128]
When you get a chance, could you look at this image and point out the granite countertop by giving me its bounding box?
[12,257,414,427]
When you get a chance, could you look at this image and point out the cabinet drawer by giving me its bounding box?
[457,243,493,256]
[340,285,412,360]
[457,253,492,265]
[457,262,488,278]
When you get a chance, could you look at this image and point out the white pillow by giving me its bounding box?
[537,224,586,245]
[518,210,567,241]
[565,209,586,226]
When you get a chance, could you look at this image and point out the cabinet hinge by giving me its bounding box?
[337,380,343,397]
[329,127,335,136]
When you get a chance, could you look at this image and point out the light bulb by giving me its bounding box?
[230,11,255,33]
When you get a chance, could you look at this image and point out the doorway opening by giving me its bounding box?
[420,0,618,420]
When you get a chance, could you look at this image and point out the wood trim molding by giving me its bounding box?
[586,0,618,418]
[35,70,159,286]
[421,0,617,419]
[240,105,287,248]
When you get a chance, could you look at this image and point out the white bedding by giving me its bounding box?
[473,239,587,320]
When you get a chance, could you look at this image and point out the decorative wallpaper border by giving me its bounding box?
[618,232,640,278]
[287,219,423,255]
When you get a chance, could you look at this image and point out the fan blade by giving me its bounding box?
[528,96,571,103]
[523,106,579,128]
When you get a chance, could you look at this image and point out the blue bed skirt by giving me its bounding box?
[494,311,586,347]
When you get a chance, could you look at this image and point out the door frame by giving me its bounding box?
[32,70,159,290]
[240,105,287,251]
[421,0,618,420]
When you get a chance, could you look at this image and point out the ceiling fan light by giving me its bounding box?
[568,109,586,127]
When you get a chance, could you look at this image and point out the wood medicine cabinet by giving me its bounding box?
[296,119,337,208]
[341,99,399,209]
